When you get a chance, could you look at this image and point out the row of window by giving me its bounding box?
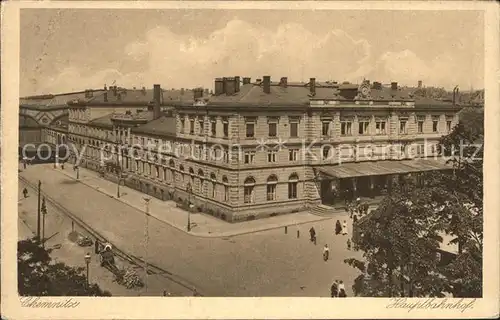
[243,174,299,203]
[321,117,453,136]
[179,116,230,137]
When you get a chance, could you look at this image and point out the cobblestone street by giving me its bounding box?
[19,164,363,297]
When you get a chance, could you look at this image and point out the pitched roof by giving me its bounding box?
[20,90,105,108]
[130,115,177,137]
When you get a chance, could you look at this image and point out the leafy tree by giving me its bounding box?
[18,237,111,296]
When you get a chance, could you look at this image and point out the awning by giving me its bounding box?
[316,158,451,179]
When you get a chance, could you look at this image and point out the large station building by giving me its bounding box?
[39,77,462,222]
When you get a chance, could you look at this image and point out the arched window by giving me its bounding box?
[222,176,229,202]
[244,177,256,204]
[210,173,217,198]
[288,173,299,199]
[266,175,278,201]
[179,165,185,184]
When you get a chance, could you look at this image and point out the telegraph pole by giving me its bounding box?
[37,180,41,242]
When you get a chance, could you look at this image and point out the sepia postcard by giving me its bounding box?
[1,1,499,319]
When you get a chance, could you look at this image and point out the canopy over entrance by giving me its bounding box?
[316,158,450,179]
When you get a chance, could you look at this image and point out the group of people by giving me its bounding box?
[330,280,347,297]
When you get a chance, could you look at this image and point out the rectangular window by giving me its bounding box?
[341,121,352,136]
[399,119,408,134]
[375,121,386,135]
[198,119,204,135]
[417,118,424,133]
[290,121,299,137]
[224,185,229,202]
[268,122,277,137]
[432,117,439,132]
[289,149,298,161]
[223,118,229,138]
[267,184,276,201]
[246,122,255,138]
[223,150,229,163]
[322,146,331,160]
[417,144,425,156]
[244,151,255,164]
[189,118,195,134]
[358,121,370,135]
[446,120,452,132]
[211,119,217,136]
[288,182,298,199]
[211,182,216,198]
[267,150,277,163]
[244,186,254,203]
[322,121,330,136]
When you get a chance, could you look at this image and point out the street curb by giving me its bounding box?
[52,168,335,238]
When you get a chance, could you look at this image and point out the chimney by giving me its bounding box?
[372,82,382,90]
[112,86,117,96]
[280,77,288,88]
[309,78,316,96]
[391,82,398,90]
[104,84,107,91]
[117,93,122,101]
[103,91,108,102]
[193,88,203,99]
[242,77,251,85]
[235,76,240,92]
[153,84,162,119]
[214,78,224,95]
[225,77,236,95]
[418,80,422,88]
[263,76,271,94]
[141,87,146,95]
[204,88,209,95]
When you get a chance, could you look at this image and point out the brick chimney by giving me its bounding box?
[214,78,224,95]
[153,84,162,120]
[280,77,288,88]
[225,77,236,95]
[234,76,240,92]
[263,76,271,94]
[204,88,209,95]
[242,77,251,85]
[391,82,398,90]
[193,88,203,99]
[418,80,422,88]
[141,86,146,96]
[309,78,316,96]
[103,91,108,102]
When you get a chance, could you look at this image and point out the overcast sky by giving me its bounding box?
[20,9,484,95]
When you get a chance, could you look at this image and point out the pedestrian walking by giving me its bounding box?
[342,220,348,236]
[347,238,351,251]
[323,244,329,261]
[330,280,339,298]
[309,227,316,244]
[22,188,28,198]
[335,220,342,235]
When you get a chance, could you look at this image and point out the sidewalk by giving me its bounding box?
[46,164,337,238]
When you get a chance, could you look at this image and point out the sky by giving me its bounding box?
[20,9,484,96]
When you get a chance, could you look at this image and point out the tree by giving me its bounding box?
[18,237,111,296]
[346,183,451,297]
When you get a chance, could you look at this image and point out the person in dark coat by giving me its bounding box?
[309,227,316,244]
[330,281,339,297]
[22,188,28,198]
[347,238,352,251]
[335,220,342,235]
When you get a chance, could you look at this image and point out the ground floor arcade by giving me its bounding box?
[315,159,451,207]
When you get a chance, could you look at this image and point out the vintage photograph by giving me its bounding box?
[15,6,485,301]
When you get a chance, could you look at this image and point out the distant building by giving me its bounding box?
[40,77,461,222]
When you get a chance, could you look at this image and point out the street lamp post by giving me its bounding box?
[143,197,150,293]
[75,165,80,180]
[37,180,42,242]
[186,183,192,232]
[84,253,91,288]
[115,142,122,198]
[41,197,47,247]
